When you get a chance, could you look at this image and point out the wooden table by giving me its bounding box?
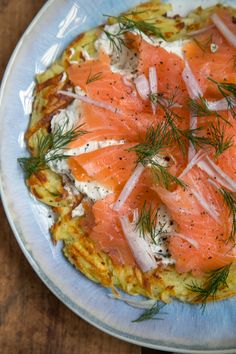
[0,1,171,353]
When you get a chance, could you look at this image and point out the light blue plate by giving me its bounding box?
[0,0,236,352]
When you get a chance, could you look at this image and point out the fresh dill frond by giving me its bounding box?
[18,156,44,179]
[150,93,231,159]
[129,123,171,165]
[163,108,187,156]
[149,93,187,156]
[18,124,86,178]
[208,77,236,118]
[186,264,231,307]
[132,302,166,322]
[136,201,158,243]
[208,121,233,158]
[104,29,127,52]
[149,91,181,110]
[208,78,236,97]
[189,96,215,117]
[113,15,163,38]
[86,70,103,84]
[181,127,210,148]
[220,188,236,242]
[188,96,230,125]
[181,121,233,158]
[104,14,163,52]
[151,162,186,189]
[128,123,185,188]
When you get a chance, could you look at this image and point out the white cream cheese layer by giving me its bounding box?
[51,99,81,133]
[74,180,111,202]
[138,32,188,59]
[47,100,82,174]
[95,24,138,79]
[150,205,176,266]
[64,139,125,157]
[95,23,188,75]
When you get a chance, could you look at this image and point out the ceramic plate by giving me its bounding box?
[1,0,236,352]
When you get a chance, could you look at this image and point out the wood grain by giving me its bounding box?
[0,1,167,353]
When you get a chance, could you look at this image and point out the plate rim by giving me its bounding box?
[0,1,236,353]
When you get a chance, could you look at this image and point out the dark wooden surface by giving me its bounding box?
[0,1,170,353]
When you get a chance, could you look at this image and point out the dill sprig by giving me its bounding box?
[150,93,231,158]
[104,28,127,52]
[186,264,231,307]
[18,124,86,178]
[188,96,217,118]
[220,189,236,242]
[208,121,233,158]
[128,123,185,189]
[132,302,166,322]
[113,15,163,37]
[149,90,181,110]
[149,93,187,156]
[136,201,159,243]
[208,78,236,97]
[151,162,186,189]
[188,96,230,125]
[188,96,231,126]
[183,121,233,158]
[181,127,210,148]
[208,77,236,118]
[104,15,163,52]
[129,123,170,163]
[86,70,103,84]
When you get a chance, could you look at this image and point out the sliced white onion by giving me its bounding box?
[149,67,158,94]
[208,178,220,190]
[179,149,207,178]
[191,186,221,224]
[211,13,236,48]
[206,97,236,111]
[167,101,182,109]
[108,293,156,309]
[188,113,198,162]
[197,156,236,192]
[160,232,199,249]
[58,90,122,114]
[119,211,157,273]
[155,96,182,109]
[113,163,145,212]
[182,60,203,99]
[187,24,215,37]
[134,74,150,100]
[188,144,196,163]
[149,66,158,114]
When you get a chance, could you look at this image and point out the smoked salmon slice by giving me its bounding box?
[154,166,233,276]
[68,143,137,191]
[183,24,236,99]
[68,51,144,113]
[90,194,137,266]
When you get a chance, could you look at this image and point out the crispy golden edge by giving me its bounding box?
[23,1,236,303]
[52,214,236,303]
